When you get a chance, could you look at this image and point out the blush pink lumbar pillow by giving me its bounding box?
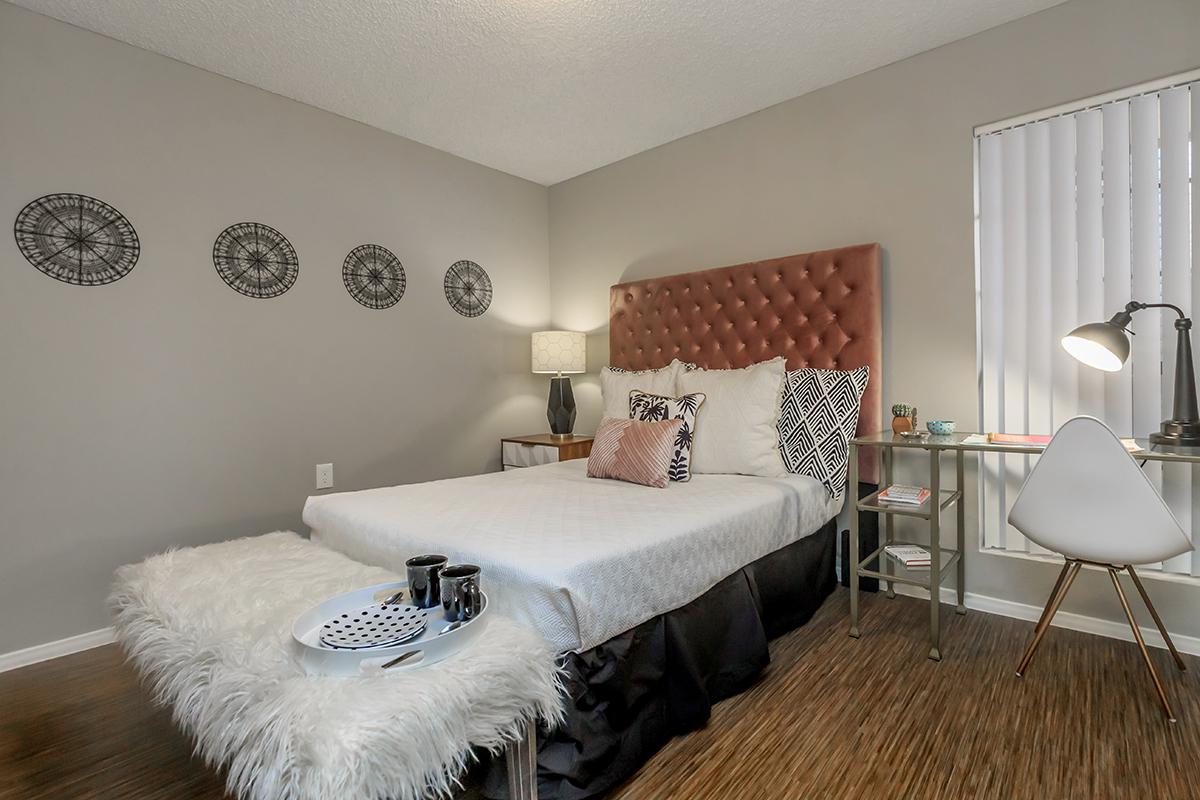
[587,416,685,488]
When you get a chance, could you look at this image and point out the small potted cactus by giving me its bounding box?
[891,403,918,434]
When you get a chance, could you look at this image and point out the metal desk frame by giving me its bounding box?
[848,435,964,661]
[847,431,1200,662]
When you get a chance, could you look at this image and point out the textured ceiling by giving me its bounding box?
[12,0,1063,185]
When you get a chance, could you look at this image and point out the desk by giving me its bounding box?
[847,431,1200,661]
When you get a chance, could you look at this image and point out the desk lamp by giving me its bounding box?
[1062,301,1200,446]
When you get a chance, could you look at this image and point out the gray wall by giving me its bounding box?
[6,0,1200,656]
[0,3,550,653]
[549,0,1200,639]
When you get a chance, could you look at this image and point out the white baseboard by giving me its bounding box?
[891,584,1200,657]
[0,627,115,673]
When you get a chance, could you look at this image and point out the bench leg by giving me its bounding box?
[505,718,538,800]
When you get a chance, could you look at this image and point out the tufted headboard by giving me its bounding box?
[609,242,882,483]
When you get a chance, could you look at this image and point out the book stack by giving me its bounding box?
[877,484,931,507]
[885,545,932,569]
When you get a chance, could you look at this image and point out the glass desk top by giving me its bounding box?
[851,431,1200,464]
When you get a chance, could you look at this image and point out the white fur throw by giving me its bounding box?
[110,531,563,800]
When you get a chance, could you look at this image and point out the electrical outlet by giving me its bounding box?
[315,463,333,490]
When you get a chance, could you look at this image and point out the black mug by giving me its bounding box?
[406,554,448,609]
[440,564,482,622]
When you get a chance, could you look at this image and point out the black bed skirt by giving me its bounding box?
[481,519,837,799]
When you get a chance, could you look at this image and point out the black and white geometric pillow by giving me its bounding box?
[629,390,706,482]
[778,367,869,498]
[613,361,702,375]
[606,362,674,374]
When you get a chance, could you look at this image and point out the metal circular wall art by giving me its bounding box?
[343,244,406,309]
[443,260,492,318]
[14,193,140,286]
[212,222,299,299]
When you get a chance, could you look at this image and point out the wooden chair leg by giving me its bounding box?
[1109,568,1176,723]
[1016,561,1080,677]
[1125,566,1187,672]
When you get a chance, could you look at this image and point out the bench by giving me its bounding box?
[110,531,561,800]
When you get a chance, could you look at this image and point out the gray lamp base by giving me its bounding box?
[1149,420,1200,448]
[547,376,577,437]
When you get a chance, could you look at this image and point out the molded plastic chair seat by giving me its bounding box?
[1009,416,1191,565]
[1007,416,1193,722]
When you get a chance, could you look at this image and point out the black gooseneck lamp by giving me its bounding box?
[1062,301,1200,447]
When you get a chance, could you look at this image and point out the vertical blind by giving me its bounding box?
[976,78,1198,577]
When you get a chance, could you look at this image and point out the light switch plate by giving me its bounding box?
[315,463,333,489]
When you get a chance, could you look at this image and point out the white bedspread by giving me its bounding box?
[303,460,840,653]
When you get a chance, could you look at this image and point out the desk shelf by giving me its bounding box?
[856,489,961,520]
[856,540,960,588]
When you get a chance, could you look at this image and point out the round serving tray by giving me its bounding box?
[292,581,489,676]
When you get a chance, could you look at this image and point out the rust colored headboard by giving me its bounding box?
[610,242,882,483]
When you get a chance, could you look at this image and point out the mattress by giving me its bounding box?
[302,459,841,653]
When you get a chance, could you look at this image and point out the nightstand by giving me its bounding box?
[500,434,593,470]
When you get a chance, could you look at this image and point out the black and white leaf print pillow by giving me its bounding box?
[777,367,869,498]
[629,390,706,482]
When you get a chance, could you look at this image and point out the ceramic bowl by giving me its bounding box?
[926,420,956,435]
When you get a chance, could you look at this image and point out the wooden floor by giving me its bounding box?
[2,588,1198,799]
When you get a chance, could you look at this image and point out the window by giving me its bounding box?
[974,71,1199,577]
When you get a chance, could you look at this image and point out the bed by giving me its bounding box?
[304,460,840,654]
[303,242,882,799]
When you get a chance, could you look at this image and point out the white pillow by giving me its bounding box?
[677,357,788,476]
[600,360,681,420]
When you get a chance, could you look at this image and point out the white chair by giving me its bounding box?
[1008,415,1193,721]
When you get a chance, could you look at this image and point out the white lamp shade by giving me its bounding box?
[532,330,586,374]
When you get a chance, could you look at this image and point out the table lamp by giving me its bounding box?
[1062,300,1200,446]
[532,331,586,438]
